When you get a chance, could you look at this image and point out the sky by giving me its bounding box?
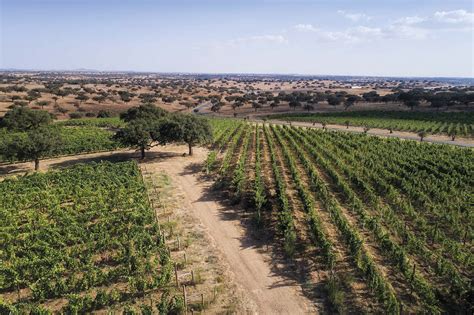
[1,0,473,77]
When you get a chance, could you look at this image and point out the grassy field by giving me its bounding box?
[207,120,473,313]
[268,111,474,137]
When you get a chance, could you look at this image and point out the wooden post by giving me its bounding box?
[410,263,416,283]
[191,270,195,284]
[213,287,217,301]
[201,293,205,308]
[177,236,181,251]
[175,264,179,287]
[183,285,187,314]
[184,252,187,264]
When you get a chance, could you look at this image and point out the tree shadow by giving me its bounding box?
[0,164,28,176]
[49,152,136,169]
[0,150,185,176]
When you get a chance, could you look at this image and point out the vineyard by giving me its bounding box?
[269,111,474,137]
[207,119,473,313]
[0,162,181,313]
[56,117,125,128]
[0,126,122,162]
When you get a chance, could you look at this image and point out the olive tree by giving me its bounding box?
[0,107,52,131]
[114,117,180,159]
[3,126,62,170]
[173,115,212,156]
[114,119,157,159]
[120,103,167,122]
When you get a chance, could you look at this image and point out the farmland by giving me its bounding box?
[0,72,473,313]
[269,111,474,138]
[0,125,121,162]
[0,161,180,313]
[207,119,473,313]
[2,0,473,312]
[0,114,472,313]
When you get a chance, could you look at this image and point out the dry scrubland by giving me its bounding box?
[1,72,472,121]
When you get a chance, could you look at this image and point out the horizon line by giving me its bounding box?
[0,68,473,80]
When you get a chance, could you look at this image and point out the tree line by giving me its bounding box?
[0,104,212,170]
[207,88,474,113]
[114,104,212,158]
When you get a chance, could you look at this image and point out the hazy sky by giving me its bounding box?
[1,0,473,77]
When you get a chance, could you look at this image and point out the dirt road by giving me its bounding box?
[145,146,317,314]
[0,146,317,314]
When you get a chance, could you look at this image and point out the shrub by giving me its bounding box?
[69,112,84,119]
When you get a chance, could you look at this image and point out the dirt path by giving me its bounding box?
[0,146,317,314]
[146,146,317,314]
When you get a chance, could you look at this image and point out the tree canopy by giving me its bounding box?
[119,103,168,122]
[172,114,212,155]
[2,126,62,170]
[114,119,158,159]
[0,107,52,131]
[115,105,212,158]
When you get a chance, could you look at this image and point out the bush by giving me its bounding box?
[69,112,84,119]
[85,112,96,117]
[97,109,112,118]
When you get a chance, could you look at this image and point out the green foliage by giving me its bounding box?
[0,126,120,162]
[0,106,52,131]
[115,106,213,158]
[120,103,167,122]
[1,126,62,169]
[114,119,158,158]
[325,278,346,314]
[56,117,124,128]
[207,119,472,312]
[204,151,217,174]
[0,162,174,312]
[269,111,474,137]
[172,114,213,155]
[97,109,112,118]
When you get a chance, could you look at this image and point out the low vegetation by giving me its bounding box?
[207,119,473,313]
[270,111,474,137]
[0,162,182,313]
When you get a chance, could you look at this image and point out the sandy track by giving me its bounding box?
[0,146,317,314]
[146,146,317,314]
